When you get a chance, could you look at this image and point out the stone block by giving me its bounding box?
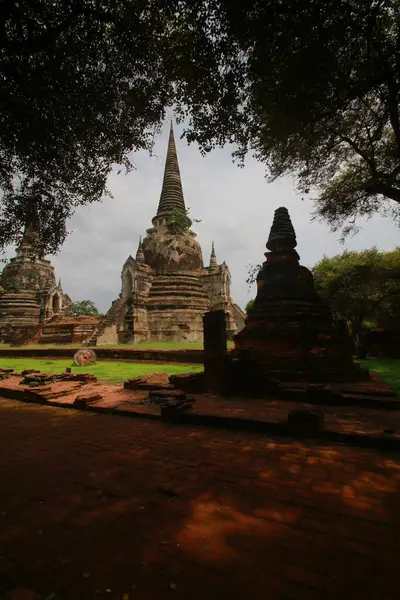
[74,393,103,408]
[124,372,171,391]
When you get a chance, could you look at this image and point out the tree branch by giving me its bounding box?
[365,180,400,203]
[386,78,400,153]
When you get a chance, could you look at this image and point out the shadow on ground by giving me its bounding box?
[0,400,399,600]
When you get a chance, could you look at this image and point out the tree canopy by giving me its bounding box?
[179,0,400,239]
[313,247,400,354]
[245,299,255,314]
[1,0,399,253]
[0,0,185,254]
[70,299,100,317]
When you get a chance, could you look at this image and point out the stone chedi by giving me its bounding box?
[0,205,72,343]
[92,123,245,345]
[225,207,363,391]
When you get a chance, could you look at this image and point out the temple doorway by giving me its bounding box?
[123,269,133,301]
[52,293,61,314]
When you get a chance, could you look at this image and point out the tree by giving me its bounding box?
[245,299,255,314]
[173,0,400,238]
[246,264,263,289]
[167,207,201,235]
[313,248,400,357]
[0,0,191,254]
[70,300,100,317]
[3,0,400,251]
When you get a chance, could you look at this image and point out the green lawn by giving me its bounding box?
[358,358,400,396]
[0,358,203,383]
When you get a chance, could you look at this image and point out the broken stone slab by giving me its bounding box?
[161,400,194,421]
[169,372,205,393]
[21,369,41,376]
[74,393,103,409]
[59,373,97,382]
[20,373,57,387]
[124,372,171,391]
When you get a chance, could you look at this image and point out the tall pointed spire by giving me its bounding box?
[154,122,186,222]
[209,242,218,271]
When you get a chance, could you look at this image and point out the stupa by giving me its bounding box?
[224,207,364,392]
[89,123,245,345]
[0,203,72,344]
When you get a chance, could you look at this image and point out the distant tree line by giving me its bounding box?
[246,247,400,356]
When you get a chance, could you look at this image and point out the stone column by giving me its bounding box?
[203,310,227,392]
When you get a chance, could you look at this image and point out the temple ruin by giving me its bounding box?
[0,205,100,345]
[89,123,245,345]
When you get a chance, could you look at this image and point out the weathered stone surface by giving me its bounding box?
[73,348,97,366]
[74,393,103,408]
[169,372,205,393]
[124,372,171,390]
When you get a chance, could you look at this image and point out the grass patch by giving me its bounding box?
[0,358,202,383]
[358,358,400,396]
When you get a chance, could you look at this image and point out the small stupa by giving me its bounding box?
[225,207,364,392]
[0,202,72,344]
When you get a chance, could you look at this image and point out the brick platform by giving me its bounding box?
[0,372,399,450]
[0,400,399,600]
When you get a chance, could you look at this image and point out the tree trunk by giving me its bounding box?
[352,318,367,359]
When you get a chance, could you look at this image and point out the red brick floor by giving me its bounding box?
[0,399,400,600]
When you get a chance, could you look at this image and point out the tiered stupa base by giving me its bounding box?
[0,292,41,345]
[146,272,210,341]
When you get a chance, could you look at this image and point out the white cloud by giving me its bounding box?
[5,122,400,313]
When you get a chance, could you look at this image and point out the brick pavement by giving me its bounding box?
[0,399,399,600]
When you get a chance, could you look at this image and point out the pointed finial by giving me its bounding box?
[266,207,297,251]
[136,236,145,264]
[58,277,62,288]
[209,241,218,271]
[153,121,186,223]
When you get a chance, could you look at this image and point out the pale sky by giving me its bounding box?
[5,121,400,313]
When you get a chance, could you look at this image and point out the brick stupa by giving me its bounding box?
[89,123,245,345]
[224,207,366,393]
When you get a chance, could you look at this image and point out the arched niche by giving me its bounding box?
[123,269,134,300]
[52,293,62,314]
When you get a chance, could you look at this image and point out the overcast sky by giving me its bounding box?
[7,120,400,313]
